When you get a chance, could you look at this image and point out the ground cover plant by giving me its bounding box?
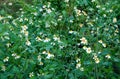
[0,0,120,79]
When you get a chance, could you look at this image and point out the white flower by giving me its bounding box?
[69,30,74,34]
[3,57,9,62]
[105,54,111,59]
[29,72,34,77]
[102,43,106,47]
[43,38,50,42]
[22,25,28,31]
[83,46,87,50]
[8,15,12,18]
[53,35,60,41]
[42,51,47,54]
[109,9,113,13]
[113,18,117,23]
[15,55,20,59]
[8,3,12,6]
[86,47,92,54]
[76,58,80,63]
[80,37,88,45]
[80,67,84,71]
[46,52,54,59]
[95,58,100,63]
[96,5,100,8]
[47,9,52,13]
[39,62,43,65]
[93,55,100,64]
[36,36,42,41]
[37,55,42,61]
[79,24,83,27]
[98,40,103,43]
[65,0,69,3]
[12,53,17,56]
[26,40,31,46]
[76,63,81,69]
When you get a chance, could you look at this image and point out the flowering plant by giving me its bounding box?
[0,0,120,79]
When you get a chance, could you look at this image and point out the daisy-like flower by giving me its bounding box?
[26,40,31,46]
[29,72,34,77]
[21,25,28,31]
[69,30,74,34]
[76,62,81,69]
[86,47,92,54]
[8,2,12,6]
[3,57,9,62]
[80,67,84,71]
[102,43,106,47]
[80,37,88,45]
[36,36,42,41]
[53,35,60,41]
[43,38,51,42]
[93,55,100,64]
[105,54,111,59]
[15,55,21,59]
[76,58,80,63]
[47,9,52,14]
[113,18,117,23]
[37,55,42,61]
[39,61,43,65]
[79,24,83,27]
[46,52,54,59]
[65,0,69,3]
[98,40,103,43]
[42,51,47,54]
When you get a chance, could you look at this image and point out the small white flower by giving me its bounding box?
[76,63,81,69]
[43,38,50,42]
[47,9,52,13]
[102,43,106,47]
[113,18,117,23]
[29,72,34,77]
[42,51,47,54]
[98,40,103,43]
[3,57,9,62]
[105,54,111,59]
[76,58,80,63]
[96,5,100,8]
[80,37,88,45]
[36,36,42,41]
[46,52,54,59]
[39,62,43,65]
[12,53,17,56]
[80,67,84,71]
[15,55,20,59]
[38,55,42,61]
[86,47,92,54]
[26,40,31,46]
[65,0,69,3]
[109,9,113,13]
[53,35,60,41]
[8,3,12,6]
[69,30,74,34]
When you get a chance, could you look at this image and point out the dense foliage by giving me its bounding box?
[0,0,120,79]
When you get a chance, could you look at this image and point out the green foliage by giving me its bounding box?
[0,0,120,79]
